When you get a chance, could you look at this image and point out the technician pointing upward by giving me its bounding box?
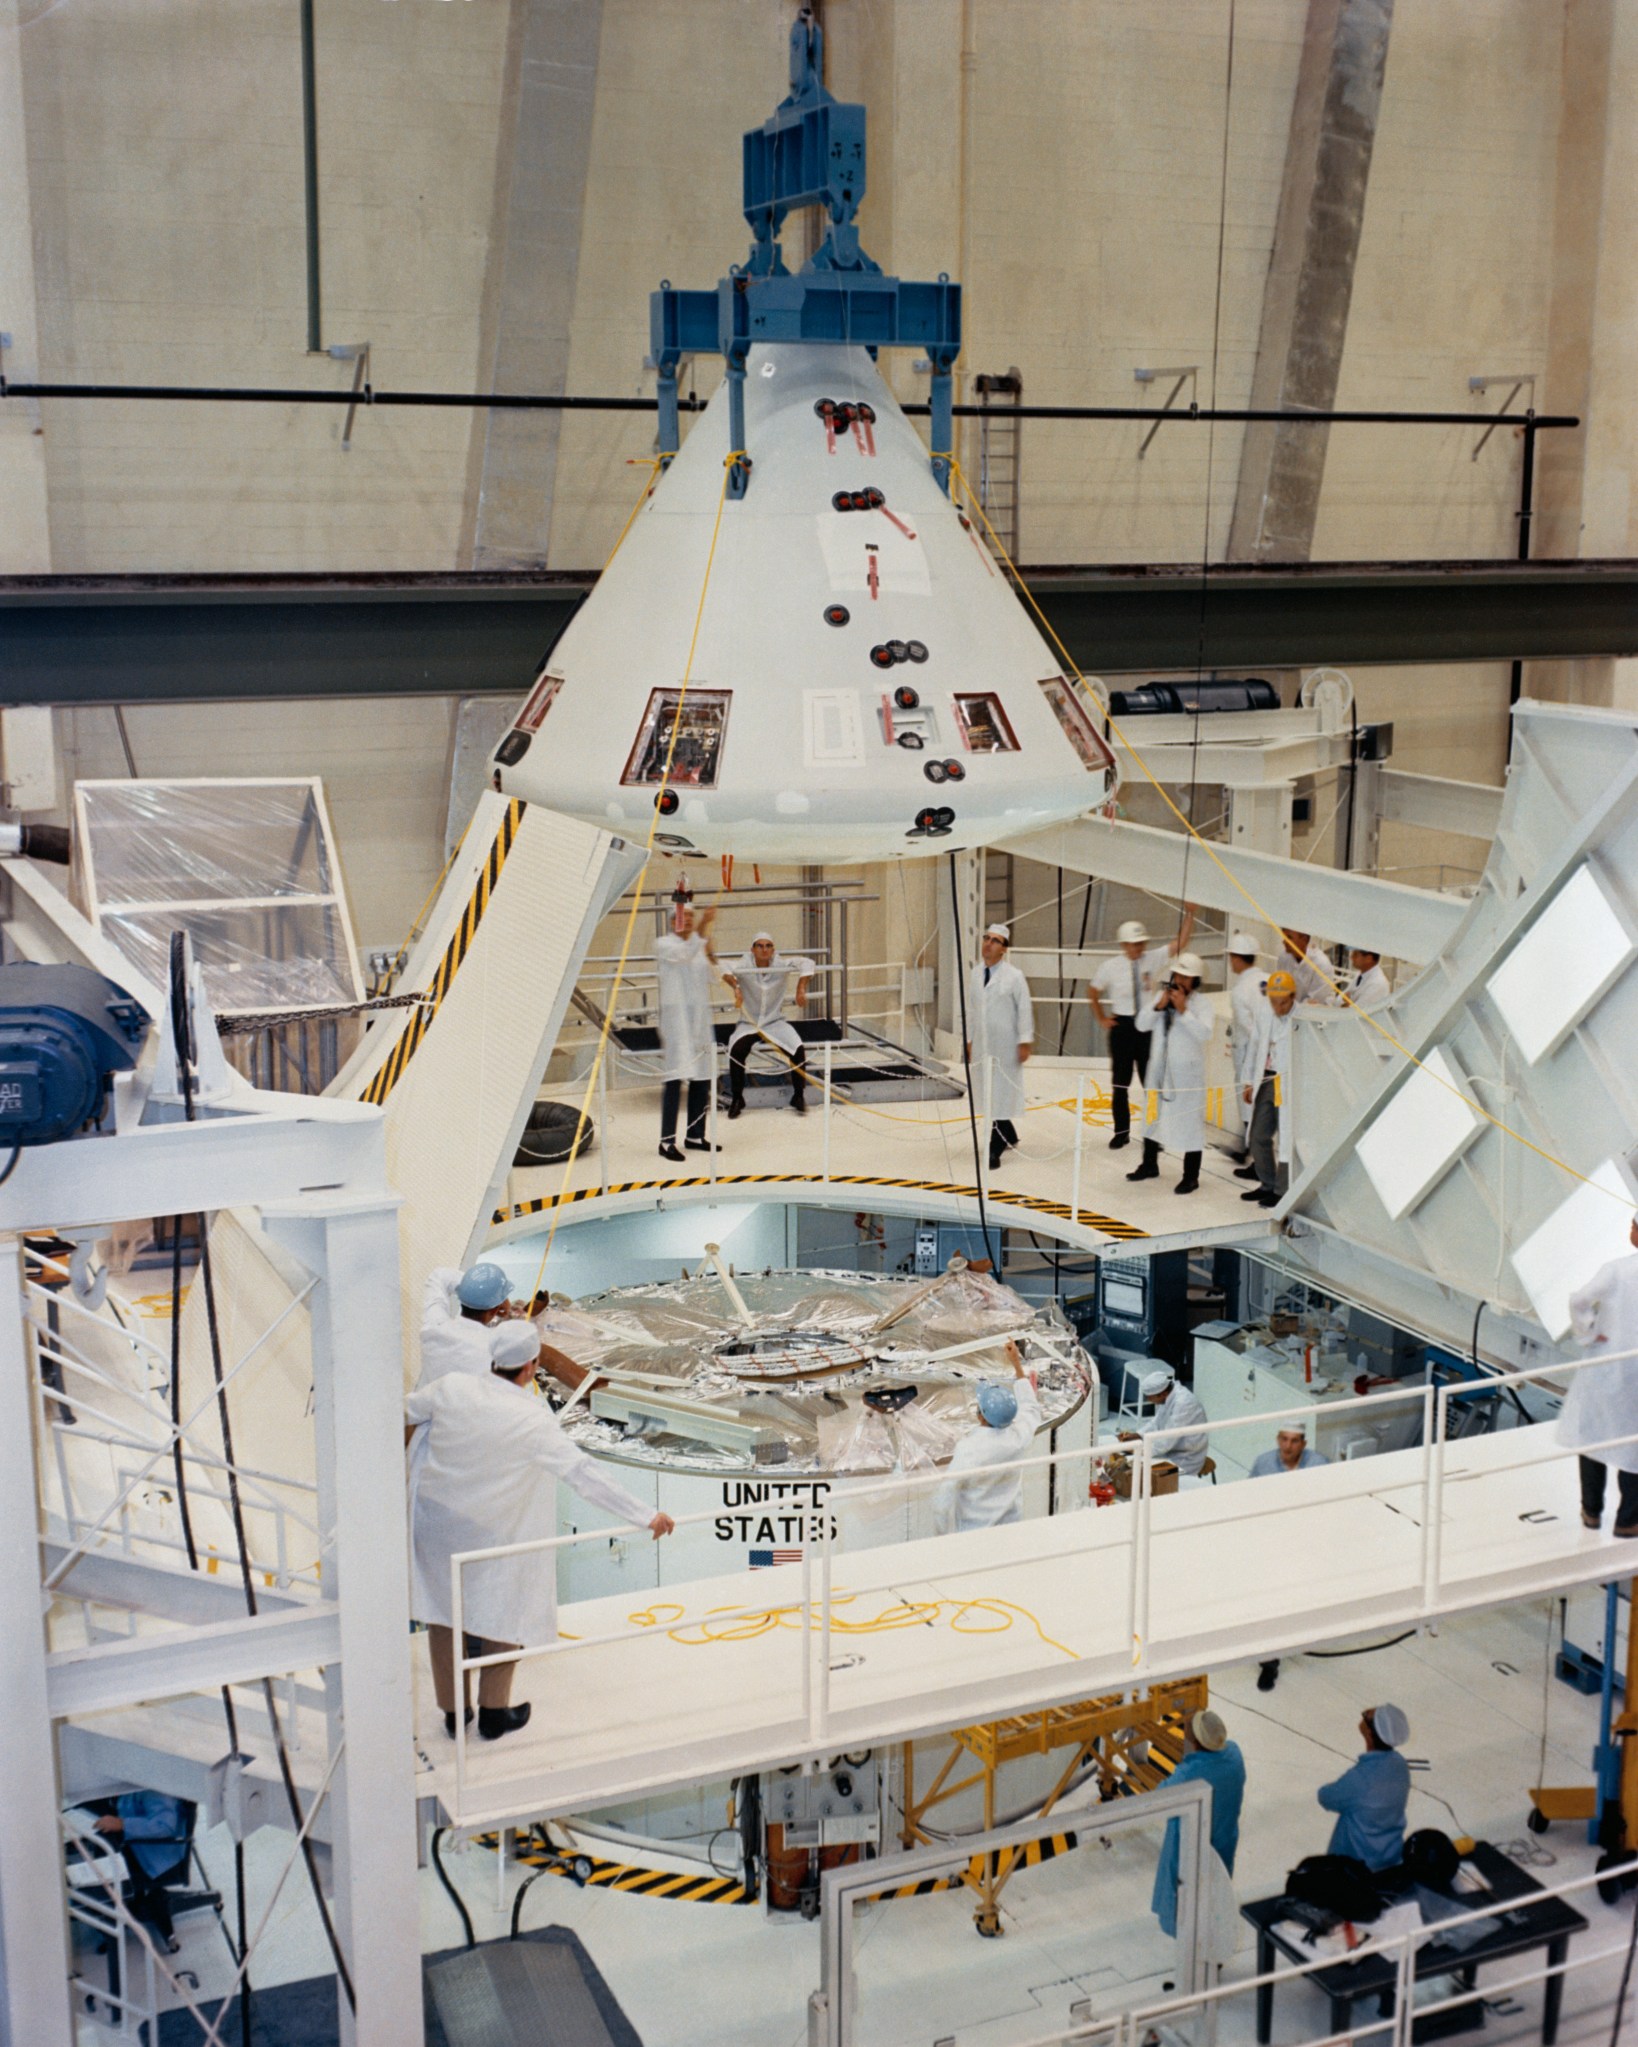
[967,923,1034,1173]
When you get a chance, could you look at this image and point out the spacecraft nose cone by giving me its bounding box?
[492,344,1115,863]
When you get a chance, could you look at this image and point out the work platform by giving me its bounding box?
[491,1056,1266,1259]
[418,1418,1621,1830]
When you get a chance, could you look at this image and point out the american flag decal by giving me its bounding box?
[749,1549,803,1568]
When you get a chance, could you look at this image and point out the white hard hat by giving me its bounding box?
[1172,952,1204,981]
[1229,933,1261,957]
[750,930,776,946]
[983,923,1010,942]
[1117,920,1149,944]
[1139,1364,1175,1398]
[1371,1703,1410,1748]
[489,1321,541,1371]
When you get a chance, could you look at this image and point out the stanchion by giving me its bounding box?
[822,1042,833,1183]
[709,1036,719,1188]
[1071,1072,1085,1224]
[597,1053,610,1196]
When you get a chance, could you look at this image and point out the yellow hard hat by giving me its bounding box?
[1266,970,1297,999]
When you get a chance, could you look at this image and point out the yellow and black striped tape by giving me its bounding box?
[504,1840,752,1906]
[363,801,526,1107]
[495,1170,1149,1241]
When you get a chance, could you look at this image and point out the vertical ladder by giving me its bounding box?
[984,850,1015,933]
[975,368,1023,563]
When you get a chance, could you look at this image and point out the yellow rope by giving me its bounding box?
[628,1588,1078,1661]
[945,455,1623,1211]
[525,454,740,1304]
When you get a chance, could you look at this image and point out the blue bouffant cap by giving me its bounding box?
[977,1381,1019,1427]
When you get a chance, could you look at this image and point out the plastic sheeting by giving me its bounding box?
[76,780,362,1015]
[534,1266,1089,1478]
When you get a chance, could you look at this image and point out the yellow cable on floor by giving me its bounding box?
[945,455,1624,1213]
[627,1589,1078,1661]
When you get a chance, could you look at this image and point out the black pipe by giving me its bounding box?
[300,0,321,353]
[431,1828,476,1949]
[0,378,1578,432]
[1510,417,1538,708]
[947,854,998,1272]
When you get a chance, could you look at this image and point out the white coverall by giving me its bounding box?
[932,1379,1043,1534]
[968,958,1034,1121]
[1349,962,1392,1009]
[727,951,816,1060]
[1561,1251,1638,1476]
[417,1266,495,1387]
[654,931,716,1082]
[1242,1002,1293,1170]
[1229,967,1267,1143]
[404,1371,654,1647]
[1135,991,1214,1155]
[1130,1382,1211,1477]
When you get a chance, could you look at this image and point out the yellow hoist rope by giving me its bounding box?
[628,1588,1079,1662]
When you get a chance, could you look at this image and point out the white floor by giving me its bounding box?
[497,1058,1264,1252]
[83,1598,1638,2047]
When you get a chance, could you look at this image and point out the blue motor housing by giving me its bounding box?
[0,965,150,1146]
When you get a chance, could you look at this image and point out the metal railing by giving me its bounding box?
[441,1349,1631,1823]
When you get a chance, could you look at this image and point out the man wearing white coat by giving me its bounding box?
[1118,1363,1210,1478]
[1127,951,1213,1195]
[405,1320,676,1741]
[932,1342,1042,1533]
[654,899,719,1162]
[1226,934,1266,1172]
[1241,969,1296,1210]
[418,1261,520,1386]
[1563,1217,1638,1537]
[967,923,1034,1173]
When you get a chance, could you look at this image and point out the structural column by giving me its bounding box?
[264,1191,420,2047]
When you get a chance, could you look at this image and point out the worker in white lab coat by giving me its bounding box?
[418,1261,518,1386]
[405,1321,675,1741]
[1347,947,1392,1009]
[724,932,816,1117]
[1278,929,1336,1006]
[1562,1218,1638,1536]
[1241,970,1296,1210]
[1127,952,1213,1195]
[932,1341,1042,1533]
[966,923,1034,1173]
[654,900,719,1162]
[1118,1363,1210,1478]
[1227,933,1266,1171]
[1087,908,1197,1150]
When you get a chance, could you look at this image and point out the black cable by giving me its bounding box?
[948,854,998,1270]
[0,1144,20,1187]
[1304,1631,1417,1659]
[1058,877,1094,1057]
[1344,703,1359,872]
[1472,1298,1534,1426]
[431,1828,477,1949]
[510,1866,552,1941]
[1609,1880,1638,2047]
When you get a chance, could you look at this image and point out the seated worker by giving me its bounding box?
[85,1791,191,1942]
[1151,1708,1246,1938]
[1249,1425,1329,1688]
[932,1341,1041,1534]
[723,932,816,1118]
[1117,1363,1210,1478]
[1317,1704,1412,1870]
[419,1261,517,1385]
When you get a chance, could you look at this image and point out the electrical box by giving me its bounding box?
[765,1757,881,1846]
[1,707,56,812]
[913,1225,940,1276]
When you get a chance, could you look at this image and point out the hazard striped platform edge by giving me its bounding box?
[494,1170,1149,1242]
[362,799,526,1108]
[483,1834,753,1906]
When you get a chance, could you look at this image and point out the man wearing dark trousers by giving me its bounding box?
[1087,907,1195,1148]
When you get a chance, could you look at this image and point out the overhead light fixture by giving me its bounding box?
[1355,1046,1482,1221]
[1489,865,1636,1065]
[1511,1158,1636,1340]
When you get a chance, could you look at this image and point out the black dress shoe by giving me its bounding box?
[444,1708,474,1738]
[791,1095,806,1116]
[1257,1660,1280,1692]
[478,1702,533,1742]
[727,1099,744,1120]
[658,1141,685,1162]
[1108,1132,1130,1151]
[1174,1179,1199,1195]
[988,1149,1004,1173]
[1255,1190,1280,1207]
[684,1138,721,1152]
[1233,1164,1261,1181]
[1240,1186,1269,1202]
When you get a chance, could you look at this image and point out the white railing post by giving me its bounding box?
[709,1036,719,1188]
[451,1556,466,1816]
[819,1492,833,1740]
[1071,1072,1085,1225]
[1132,1435,1152,1671]
[1422,1382,1447,1609]
[597,1052,610,1196]
[802,1540,816,1741]
[822,1043,833,1184]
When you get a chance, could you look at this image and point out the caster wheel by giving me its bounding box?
[1597,1849,1626,1905]
[975,1915,1002,1939]
[571,1855,594,1883]
[1527,1807,1550,1835]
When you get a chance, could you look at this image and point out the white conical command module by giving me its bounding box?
[492,343,1116,863]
